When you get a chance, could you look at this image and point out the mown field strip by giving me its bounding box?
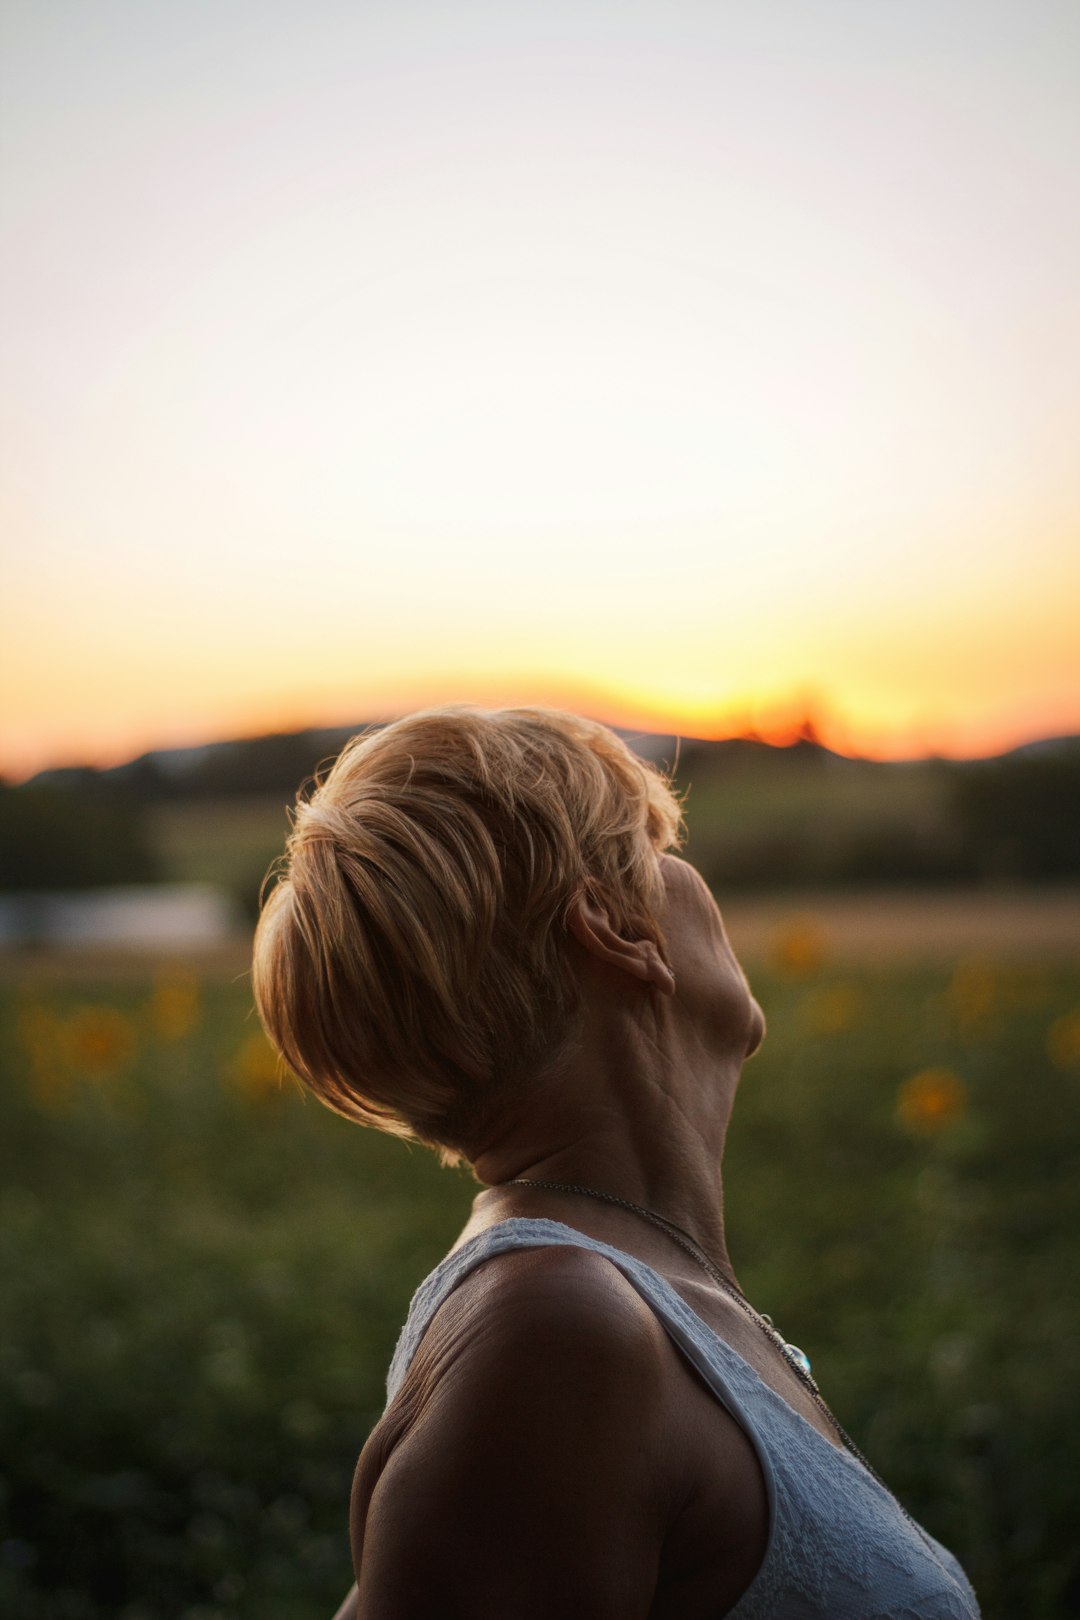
[723,886,1080,963]
[3,886,1078,985]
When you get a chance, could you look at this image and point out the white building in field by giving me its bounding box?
[0,884,244,950]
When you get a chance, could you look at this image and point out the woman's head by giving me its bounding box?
[252,706,684,1163]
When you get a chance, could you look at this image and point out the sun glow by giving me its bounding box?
[2,2,1078,778]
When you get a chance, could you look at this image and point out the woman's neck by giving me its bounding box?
[468,1048,739,1285]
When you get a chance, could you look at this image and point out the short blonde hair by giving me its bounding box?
[252,706,683,1163]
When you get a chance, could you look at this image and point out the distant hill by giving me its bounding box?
[32,724,367,802]
[24,720,754,800]
[31,715,1071,802]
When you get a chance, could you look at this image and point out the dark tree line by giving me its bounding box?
[0,781,160,891]
[5,729,1078,894]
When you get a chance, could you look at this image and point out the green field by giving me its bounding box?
[2,947,1079,1619]
[141,753,956,920]
[148,800,293,919]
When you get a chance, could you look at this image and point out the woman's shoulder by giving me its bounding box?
[395,1238,675,1424]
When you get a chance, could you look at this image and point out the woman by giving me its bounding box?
[253,706,980,1620]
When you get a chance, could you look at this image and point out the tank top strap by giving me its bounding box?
[387,1215,762,1409]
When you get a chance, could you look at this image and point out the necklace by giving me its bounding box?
[502,1175,887,1491]
[505,1176,814,1375]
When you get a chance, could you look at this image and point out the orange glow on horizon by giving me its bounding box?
[4,673,1078,784]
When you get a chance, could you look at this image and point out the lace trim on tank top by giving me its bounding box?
[386,1217,981,1620]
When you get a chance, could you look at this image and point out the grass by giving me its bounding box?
[148,800,292,916]
[675,751,955,885]
[2,948,1079,1618]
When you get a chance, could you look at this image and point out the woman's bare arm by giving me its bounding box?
[330,1585,358,1620]
[349,1247,682,1620]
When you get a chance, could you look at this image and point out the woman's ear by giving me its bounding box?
[566,895,676,996]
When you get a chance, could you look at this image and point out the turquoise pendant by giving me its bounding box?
[761,1314,815,1386]
[783,1342,813,1378]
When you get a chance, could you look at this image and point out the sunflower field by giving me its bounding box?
[2,941,1079,1619]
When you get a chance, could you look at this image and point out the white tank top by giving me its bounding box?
[387,1217,981,1620]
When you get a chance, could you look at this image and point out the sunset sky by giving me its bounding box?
[2,0,1078,778]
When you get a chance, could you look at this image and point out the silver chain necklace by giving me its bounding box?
[503,1175,891,1495]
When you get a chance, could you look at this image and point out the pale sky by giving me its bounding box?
[2,0,1078,775]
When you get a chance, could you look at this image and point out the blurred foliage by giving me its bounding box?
[952,751,1080,881]
[0,782,160,891]
[1,951,1079,1617]
[674,737,1080,891]
[0,972,472,1620]
[147,801,291,925]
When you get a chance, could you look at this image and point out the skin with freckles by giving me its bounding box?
[336,856,837,1620]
